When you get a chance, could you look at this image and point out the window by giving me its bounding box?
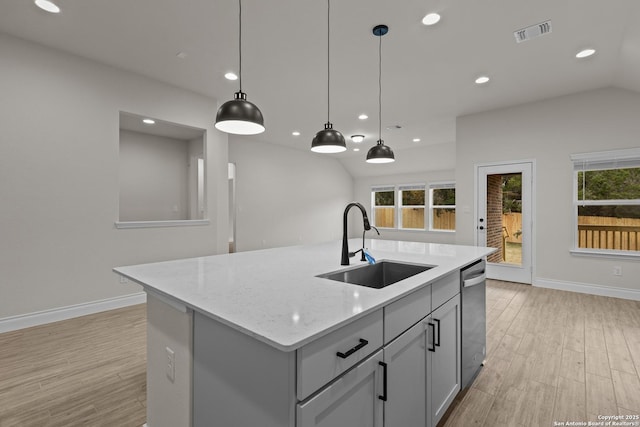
[571,149,640,256]
[370,182,456,232]
[429,182,456,231]
[399,184,426,229]
[371,186,395,228]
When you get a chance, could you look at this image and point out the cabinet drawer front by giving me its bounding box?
[384,284,430,344]
[431,271,460,310]
[296,309,383,401]
[296,350,384,427]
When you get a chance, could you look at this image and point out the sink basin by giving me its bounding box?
[317,261,434,289]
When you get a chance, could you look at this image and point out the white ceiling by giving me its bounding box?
[2,0,640,176]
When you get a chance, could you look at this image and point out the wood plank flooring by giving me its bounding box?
[0,304,146,427]
[441,280,640,427]
[1,281,639,426]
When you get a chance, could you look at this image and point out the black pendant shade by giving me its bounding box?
[311,122,346,153]
[215,91,265,135]
[366,139,395,163]
[366,24,395,164]
[311,0,346,154]
[214,0,265,136]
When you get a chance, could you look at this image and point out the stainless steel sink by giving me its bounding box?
[317,261,433,289]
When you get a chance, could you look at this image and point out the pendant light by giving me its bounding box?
[215,0,265,135]
[366,25,395,164]
[311,0,347,153]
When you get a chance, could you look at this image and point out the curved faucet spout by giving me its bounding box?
[342,202,371,265]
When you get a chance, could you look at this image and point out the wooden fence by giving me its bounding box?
[374,209,640,251]
[578,215,640,251]
[373,208,454,230]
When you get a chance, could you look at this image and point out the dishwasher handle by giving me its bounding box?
[463,273,486,288]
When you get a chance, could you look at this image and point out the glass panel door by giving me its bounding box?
[477,163,533,284]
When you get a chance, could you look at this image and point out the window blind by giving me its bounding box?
[571,148,640,171]
[398,184,426,191]
[429,182,455,190]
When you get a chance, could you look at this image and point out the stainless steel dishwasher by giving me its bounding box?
[460,259,487,389]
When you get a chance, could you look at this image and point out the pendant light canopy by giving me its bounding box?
[311,0,346,153]
[215,0,265,135]
[366,25,395,164]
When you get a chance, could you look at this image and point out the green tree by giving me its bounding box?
[577,167,640,218]
[502,174,522,213]
[375,191,394,206]
[432,188,455,205]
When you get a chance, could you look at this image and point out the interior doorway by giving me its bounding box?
[228,163,236,253]
[477,162,534,284]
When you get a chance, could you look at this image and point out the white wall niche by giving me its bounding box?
[117,111,208,228]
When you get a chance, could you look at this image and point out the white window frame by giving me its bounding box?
[371,185,396,229]
[398,184,426,230]
[429,181,456,232]
[570,148,640,259]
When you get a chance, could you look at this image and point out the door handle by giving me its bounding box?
[428,322,436,352]
[336,338,368,359]
[378,361,388,401]
[434,318,441,347]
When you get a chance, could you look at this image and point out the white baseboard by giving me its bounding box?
[534,278,640,301]
[0,292,147,334]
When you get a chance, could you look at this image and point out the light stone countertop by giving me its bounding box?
[114,239,494,352]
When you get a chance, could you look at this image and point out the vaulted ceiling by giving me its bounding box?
[2,0,639,176]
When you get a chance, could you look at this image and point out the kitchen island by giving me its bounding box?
[115,239,493,427]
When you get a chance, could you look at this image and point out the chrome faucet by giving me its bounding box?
[341,202,371,265]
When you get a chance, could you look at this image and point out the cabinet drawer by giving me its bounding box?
[384,284,430,344]
[431,271,460,310]
[296,309,383,401]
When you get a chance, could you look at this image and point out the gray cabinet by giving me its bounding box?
[383,320,429,427]
[383,290,461,427]
[192,275,462,427]
[297,350,384,427]
[429,294,461,426]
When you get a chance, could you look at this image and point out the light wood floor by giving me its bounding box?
[0,304,146,427]
[2,282,639,427]
[441,280,640,427]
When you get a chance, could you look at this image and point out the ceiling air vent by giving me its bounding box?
[514,20,552,43]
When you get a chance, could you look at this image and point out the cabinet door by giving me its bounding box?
[429,294,461,426]
[297,350,384,427]
[384,318,428,427]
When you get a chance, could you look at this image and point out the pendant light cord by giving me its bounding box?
[378,32,382,142]
[238,0,243,92]
[327,0,330,123]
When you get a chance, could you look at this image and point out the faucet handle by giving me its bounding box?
[349,249,363,258]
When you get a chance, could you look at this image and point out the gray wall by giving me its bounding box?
[456,87,640,292]
[119,130,190,221]
[0,34,228,319]
[229,136,353,252]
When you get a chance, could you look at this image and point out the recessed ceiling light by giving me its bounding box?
[475,76,490,84]
[292,131,301,136]
[576,48,596,59]
[422,13,441,26]
[353,148,360,152]
[413,138,421,142]
[142,119,155,125]
[351,135,365,143]
[35,0,60,13]
[358,114,368,120]
[224,72,238,81]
